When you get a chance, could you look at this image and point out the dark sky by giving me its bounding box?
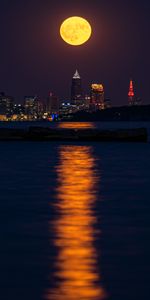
[0,0,150,105]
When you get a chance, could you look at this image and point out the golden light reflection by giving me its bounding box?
[58,122,95,129]
[46,146,106,300]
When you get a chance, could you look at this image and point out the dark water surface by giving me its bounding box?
[0,137,150,299]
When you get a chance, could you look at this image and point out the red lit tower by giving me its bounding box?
[128,79,135,106]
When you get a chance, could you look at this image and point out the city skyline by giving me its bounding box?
[0,0,150,105]
[0,72,147,122]
[0,71,143,107]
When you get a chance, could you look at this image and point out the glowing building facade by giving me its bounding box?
[90,84,105,110]
[71,70,83,105]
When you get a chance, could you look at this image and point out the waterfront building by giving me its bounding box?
[11,104,25,120]
[90,84,105,110]
[59,102,77,120]
[0,92,14,115]
[84,95,91,110]
[13,104,24,114]
[24,96,43,119]
[71,70,83,105]
[46,92,59,114]
[34,98,44,116]
[0,114,7,121]
[24,96,37,116]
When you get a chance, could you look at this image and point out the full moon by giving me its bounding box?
[60,16,92,46]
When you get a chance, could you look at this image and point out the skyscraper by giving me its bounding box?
[128,79,135,106]
[71,70,82,105]
[90,84,105,110]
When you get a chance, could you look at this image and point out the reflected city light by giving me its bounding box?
[46,146,106,300]
[58,122,95,129]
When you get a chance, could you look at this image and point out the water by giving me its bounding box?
[0,122,150,300]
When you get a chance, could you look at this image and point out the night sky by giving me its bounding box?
[0,0,150,105]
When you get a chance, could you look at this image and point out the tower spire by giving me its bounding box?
[73,70,80,79]
[71,70,82,105]
[128,79,135,105]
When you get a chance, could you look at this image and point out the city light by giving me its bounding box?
[0,74,143,122]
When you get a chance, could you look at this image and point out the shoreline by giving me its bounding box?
[0,127,148,142]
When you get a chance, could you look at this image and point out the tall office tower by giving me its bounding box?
[128,79,135,106]
[90,84,105,110]
[71,70,82,105]
[46,92,59,114]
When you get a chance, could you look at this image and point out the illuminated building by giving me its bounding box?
[24,96,37,117]
[71,70,83,105]
[24,96,43,119]
[59,102,78,119]
[11,104,25,120]
[0,114,7,121]
[128,80,143,106]
[84,94,91,110]
[128,79,135,106]
[0,92,14,115]
[46,92,59,114]
[13,104,24,114]
[34,98,44,116]
[90,84,105,110]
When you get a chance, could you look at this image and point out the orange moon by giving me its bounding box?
[60,16,92,46]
